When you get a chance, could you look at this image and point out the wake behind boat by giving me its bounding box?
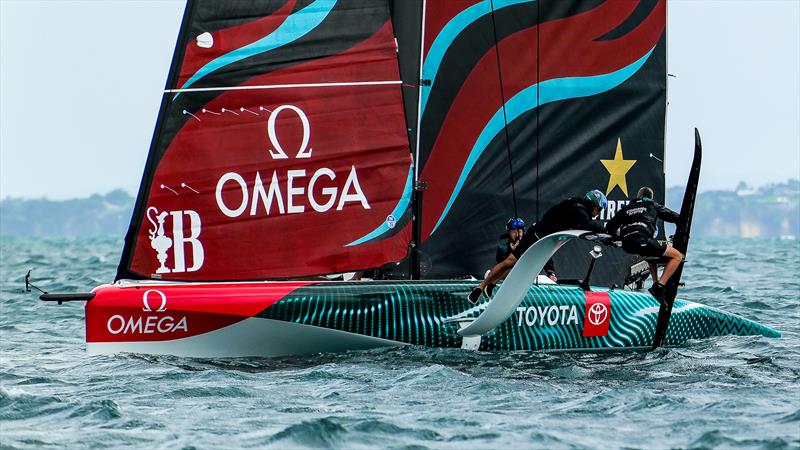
[37,0,779,357]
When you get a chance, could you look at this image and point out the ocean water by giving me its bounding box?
[1,237,798,449]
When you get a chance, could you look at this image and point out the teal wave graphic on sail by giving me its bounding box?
[430,47,656,236]
[420,0,534,116]
[346,164,414,247]
[175,0,337,97]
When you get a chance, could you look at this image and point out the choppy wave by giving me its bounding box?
[1,237,798,449]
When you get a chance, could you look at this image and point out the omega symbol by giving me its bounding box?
[267,105,312,160]
[142,289,167,312]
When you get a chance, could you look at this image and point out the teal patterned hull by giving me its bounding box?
[258,281,780,351]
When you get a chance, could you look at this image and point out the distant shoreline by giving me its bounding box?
[1,181,797,239]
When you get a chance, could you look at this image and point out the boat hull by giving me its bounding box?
[86,281,779,358]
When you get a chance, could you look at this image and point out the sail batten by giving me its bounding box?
[165,80,403,94]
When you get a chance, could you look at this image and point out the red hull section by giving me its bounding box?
[86,282,308,343]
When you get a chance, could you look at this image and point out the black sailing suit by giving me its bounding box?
[511,198,605,276]
[496,233,517,264]
[606,197,680,257]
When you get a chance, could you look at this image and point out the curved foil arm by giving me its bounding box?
[458,230,590,337]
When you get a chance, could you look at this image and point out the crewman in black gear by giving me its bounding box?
[468,190,607,303]
[606,186,682,300]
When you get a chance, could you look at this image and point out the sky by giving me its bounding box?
[1,0,798,200]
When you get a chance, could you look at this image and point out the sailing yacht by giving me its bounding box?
[41,0,779,357]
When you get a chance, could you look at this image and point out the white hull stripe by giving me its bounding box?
[634,302,704,317]
[87,317,406,358]
[165,80,403,94]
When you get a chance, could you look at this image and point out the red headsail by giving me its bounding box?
[118,0,413,281]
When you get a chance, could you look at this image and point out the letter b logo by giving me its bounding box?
[147,207,205,274]
[170,210,204,273]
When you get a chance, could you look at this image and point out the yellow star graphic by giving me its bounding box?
[601,138,637,196]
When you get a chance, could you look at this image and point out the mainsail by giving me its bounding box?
[413,0,667,281]
[117,0,413,281]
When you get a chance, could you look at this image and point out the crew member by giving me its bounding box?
[497,218,525,263]
[606,186,682,300]
[468,190,607,303]
[478,218,526,298]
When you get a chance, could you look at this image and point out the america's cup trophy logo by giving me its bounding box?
[147,207,173,274]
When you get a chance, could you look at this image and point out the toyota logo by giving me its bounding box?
[588,303,608,326]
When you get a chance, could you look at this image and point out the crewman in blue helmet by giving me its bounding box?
[478,218,526,294]
[469,190,608,303]
[496,217,526,263]
[606,186,682,300]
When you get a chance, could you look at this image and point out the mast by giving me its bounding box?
[411,0,427,280]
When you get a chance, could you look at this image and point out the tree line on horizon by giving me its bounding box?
[1,181,798,239]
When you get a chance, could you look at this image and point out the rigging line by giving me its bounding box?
[489,0,519,218]
[164,80,402,93]
[535,0,540,220]
[414,0,427,182]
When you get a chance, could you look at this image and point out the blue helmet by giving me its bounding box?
[505,217,525,231]
[584,189,608,210]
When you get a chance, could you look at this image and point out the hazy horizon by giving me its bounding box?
[1,0,799,200]
[3,177,798,203]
